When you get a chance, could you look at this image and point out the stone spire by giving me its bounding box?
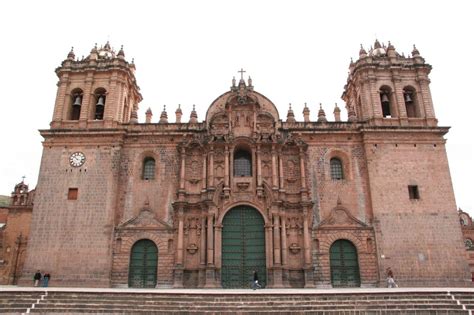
[159,105,168,124]
[67,47,75,60]
[145,107,153,123]
[175,104,183,123]
[359,44,367,58]
[317,103,327,122]
[286,103,296,123]
[189,104,198,123]
[303,102,310,122]
[333,103,341,122]
[387,41,397,58]
[117,45,125,59]
[89,43,98,60]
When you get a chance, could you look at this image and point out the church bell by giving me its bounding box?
[381,93,390,104]
[404,92,413,103]
[96,95,105,107]
[73,95,82,106]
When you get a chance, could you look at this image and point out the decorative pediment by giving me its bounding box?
[318,206,367,228]
[117,208,172,230]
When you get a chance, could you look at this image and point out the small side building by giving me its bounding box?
[0,181,34,284]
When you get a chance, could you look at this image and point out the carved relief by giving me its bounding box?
[286,216,303,235]
[184,216,202,235]
[210,113,229,135]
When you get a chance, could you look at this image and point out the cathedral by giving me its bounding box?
[14,40,470,288]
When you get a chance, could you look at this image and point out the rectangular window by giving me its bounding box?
[68,188,78,200]
[408,185,419,200]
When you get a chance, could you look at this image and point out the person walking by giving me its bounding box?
[33,270,42,287]
[252,270,262,290]
[386,267,397,288]
[42,272,51,287]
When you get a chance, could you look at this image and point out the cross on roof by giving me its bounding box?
[238,68,246,80]
[21,175,26,182]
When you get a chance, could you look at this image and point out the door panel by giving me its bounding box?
[330,239,360,287]
[128,239,158,288]
[222,206,266,288]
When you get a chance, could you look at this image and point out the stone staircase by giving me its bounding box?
[1,289,474,314]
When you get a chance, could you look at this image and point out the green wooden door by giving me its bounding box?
[330,239,360,287]
[222,206,266,288]
[128,239,158,288]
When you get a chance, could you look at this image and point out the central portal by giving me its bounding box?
[221,206,266,288]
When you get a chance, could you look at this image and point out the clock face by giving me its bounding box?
[69,152,86,167]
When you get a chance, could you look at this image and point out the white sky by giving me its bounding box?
[0,1,472,214]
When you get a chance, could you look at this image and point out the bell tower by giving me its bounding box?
[343,40,437,127]
[50,43,142,128]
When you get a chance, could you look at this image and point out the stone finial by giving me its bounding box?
[175,104,183,123]
[303,102,310,122]
[159,105,168,124]
[333,103,341,122]
[67,47,75,60]
[89,43,98,60]
[286,103,296,123]
[189,104,198,124]
[104,41,111,50]
[117,45,125,59]
[248,76,253,87]
[317,103,327,123]
[412,44,420,57]
[347,105,357,122]
[387,41,397,58]
[359,44,367,58]
[232,76,236,87]
[145,107,153,123]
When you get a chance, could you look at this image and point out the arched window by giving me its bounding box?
[142,157,155,180]
[403,86,419,118]
[330,158,344,180]
[379,86,393,118]
[234,150,252,176]
[70,89,83,120]
[94,88,106,120]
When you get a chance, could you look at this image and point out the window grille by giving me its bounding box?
[234,150,252,176]
[143,158,155,180]
[330,158,344,180]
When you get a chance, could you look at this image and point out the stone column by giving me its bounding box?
[280,213,289,286]
[208,147,214,188]
[207,214,214,266]
[281,214,288,266]
[224,146,229,188]
[278,151,284,191]
[179,148,186,191]
[257,145,262,187]
[205,213,217,287]
[177,211,185,265]
[201,153,207,192]
[199,216,207,286]
[302,208,315,287]
[299,148,306,191]
[271,146,278,189]
[273,214,281,266]
[174,209,185,287]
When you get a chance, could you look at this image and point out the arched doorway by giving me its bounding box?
[221,206,266,288]
[330,239,360,287]
[128,239,158,288]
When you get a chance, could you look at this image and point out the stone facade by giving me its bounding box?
[459,209,474,282]
[18,41,470,288]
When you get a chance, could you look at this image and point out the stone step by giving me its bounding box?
[27,308,470,315]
